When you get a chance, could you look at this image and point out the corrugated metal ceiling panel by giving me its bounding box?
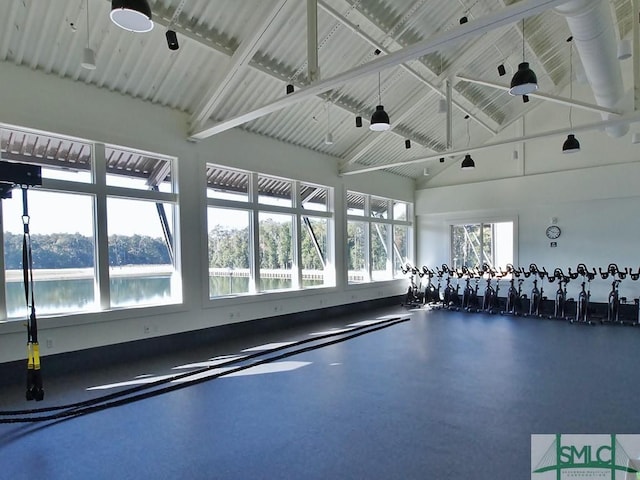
[0,0,629,183]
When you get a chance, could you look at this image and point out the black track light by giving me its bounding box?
[459,16,468,24]
[562,134,580,153]
[523,95,530,103]
[286,84,294,95]
[439,157,445,163]
[166,30,179,50]
[461,154,475,170]
[355,116,362,128]
[110,0,153,32]
[405,139,411,149]
[497,64,506,76]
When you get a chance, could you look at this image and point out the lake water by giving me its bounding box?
[5,275,325,319]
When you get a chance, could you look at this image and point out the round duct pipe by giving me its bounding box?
[555,0,628,137]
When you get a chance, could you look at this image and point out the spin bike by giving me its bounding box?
[570,265,594,325]
[422,266,439,305]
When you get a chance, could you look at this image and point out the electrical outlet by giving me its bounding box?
[45,338,53,349]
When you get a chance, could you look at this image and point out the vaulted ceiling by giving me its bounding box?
[0,0,636,181]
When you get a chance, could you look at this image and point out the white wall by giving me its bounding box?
[416,160,640,303]
[416,54,640,302]
[0,63,415,363]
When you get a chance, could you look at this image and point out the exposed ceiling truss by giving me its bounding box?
[1,0,636,182]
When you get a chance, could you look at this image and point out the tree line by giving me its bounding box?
[3,233,171,269]
[3,220,407,271]
[208,219,327,270]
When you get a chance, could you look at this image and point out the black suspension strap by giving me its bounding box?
[22,186,44,401]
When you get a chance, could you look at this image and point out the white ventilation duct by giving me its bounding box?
[555,0,628,137]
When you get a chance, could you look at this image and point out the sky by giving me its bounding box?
[0,169,334,237]
[1,191,170,237]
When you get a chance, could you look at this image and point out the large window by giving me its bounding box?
[0,125,180,320]
[206,165,334,298]
[207,208,251,296]
[450,221,513,269]
[107,197,176,308]
[3,190,96,317]
[346,191,413,284]
[259,212,294,291]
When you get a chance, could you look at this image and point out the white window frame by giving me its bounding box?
[346,191,413,284]
[205,165,335,301]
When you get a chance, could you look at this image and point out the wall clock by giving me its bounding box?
[545,225,561,239]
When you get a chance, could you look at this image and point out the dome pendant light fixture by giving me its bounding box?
[110,0,153,33]
[563,37,580,154]
[81,0,96,70]
[461,154,475,170]
[461,116,475,170]
[562,134,580,153]
[370,72,390,131]
[509,19,538,96]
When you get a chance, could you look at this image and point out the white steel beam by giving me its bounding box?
[634,0,640,111]
[446,79,453,149]
[188,0,290,133]
[341,91,433,167]
[340,110,640,175]
[307,0,320,83]
[456,75,622,115]
[317,0,498,135]
[190,0,571,140]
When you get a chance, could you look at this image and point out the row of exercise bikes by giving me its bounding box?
[401,263,640,325]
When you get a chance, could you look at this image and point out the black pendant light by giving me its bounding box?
[563,37,580,153]
[461,117,475,169]
[461,154,475,170]
[562,134,580,153]
[110,0,153,33]
[370,72,390,131]
[509,19,538,96]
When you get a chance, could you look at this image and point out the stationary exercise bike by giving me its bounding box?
[570,265,594,325]
[443,267,462,310]
[528,278,541,317]
[403,273,425,307]
[548,268,569,320]
[602,279,621,325]
[460,267,480,312]
[422,266,439,305]
[482,268,501,314]
[502,277,525,316]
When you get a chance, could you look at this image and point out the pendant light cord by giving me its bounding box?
[569,42,573,129]
[326,102,330,133]
[378,71,382,105]
[466,118,470,148]
[85,0,90,48]
[521,18,525,62]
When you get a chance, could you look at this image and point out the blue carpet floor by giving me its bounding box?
[0,307,638,479]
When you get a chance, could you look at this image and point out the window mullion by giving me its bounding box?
[249,172,260,293]
[292,181,302,289]
[93,143,110,310]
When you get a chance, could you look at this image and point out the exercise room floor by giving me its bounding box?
[1,306,638,479]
